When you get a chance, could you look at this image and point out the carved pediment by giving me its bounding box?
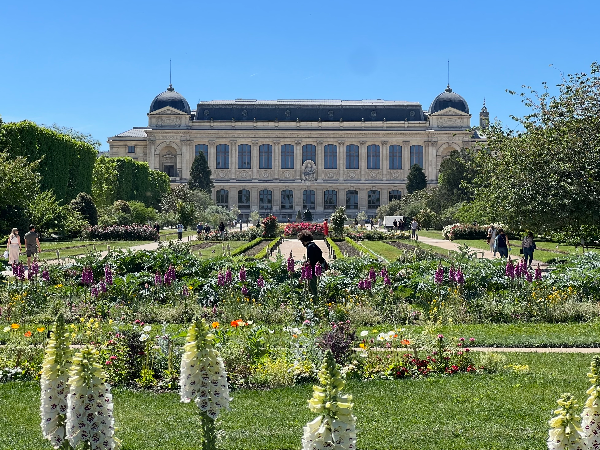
[148,106,188,116]
[429,107,470,117]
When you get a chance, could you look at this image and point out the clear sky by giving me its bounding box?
[1,0,598,151]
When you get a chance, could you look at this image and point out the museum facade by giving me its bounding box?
[108,85,488,220]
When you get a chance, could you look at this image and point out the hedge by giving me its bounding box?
[326,237,344,259]
[84,224,158,241]
[230,237,264,257]
[254,236,283,260]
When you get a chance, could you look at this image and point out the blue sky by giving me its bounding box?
[1,0,598,151]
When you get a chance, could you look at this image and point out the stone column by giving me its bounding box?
[402,140,411,179]
[339,141,345,181]
[359,188,367,211]
[295,187,303,214]
[359,141,367,181]
[208,140,216,172]
[316,140,324,182]
[252,140,259,180]
[181,136,193,180]
[381,140,388,181]
[295,140,302,179]
[273,140,280,180]
[147,137,156,171]
[230,140,237,179]
[421,141,429,182]
[251,188,259,213]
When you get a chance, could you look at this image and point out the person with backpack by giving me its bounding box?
[495,229,510,258]
[298,230,328,298]
[521,231,536,268]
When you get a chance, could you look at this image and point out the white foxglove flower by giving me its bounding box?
[582,356,600,449]
[302,351,356,450]
[40,315,72,449]
[66,346,117,450]
[179,319,230,417]
[548,393,584,450]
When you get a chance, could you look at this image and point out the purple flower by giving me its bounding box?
[41,269,50,282]
[239,266,247,282]
[364,278,372,290]
[241,285,248,296]
[164,265,176,286]
[380,267,388,278]
[454,268,465,285]
[358,279,365,290]
[535,265,543,281]
[315,262,323,277]
[301,262,312,281]
[182,286,190,297]
[29,262,39,276]
[217,272,225,287]
[82,267,93,285]
[104,265,113,285]
[438,334,444,340]
[369,268,377,281]
[434,265,444,284]
[526,271,533,282]
[225,269,233,284]
[90,286,99,297]
[384,275,391,286]
[448,266,456,282]
[155,271,162,286]
[505,260,515,279]
[257,275,265,289]
[100,280,107,293]
[287,256,295,274]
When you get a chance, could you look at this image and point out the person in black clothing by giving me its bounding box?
[496,228,510,258]
[153,223,160,241]
[298,230,326,298]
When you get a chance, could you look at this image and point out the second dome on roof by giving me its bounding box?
[429,86,469,114]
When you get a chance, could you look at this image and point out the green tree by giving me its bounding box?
[45,123,102,151]
[471,62,600,243]
[406,164,427,194]
[70,192,98,226]
[188,153,214,193]
[437,150,475,208]
[329,206,347,237]
[27,190,87,237]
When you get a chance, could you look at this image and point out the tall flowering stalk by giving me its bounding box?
[104,265,113,286]
[164,265,176,286]
[40,314,73,450]
[65,346,117,450]
[454,268,465,285]
[548,393,583,450]
[81,267,93,285]
[434,265,444,284]
[303,350,356,450]
[287,253,295,274]
[315,262,323,277]
[239,266,247,282]
[581,356,600,448]
[505,260,515,279]
[536,264,543,281]
[180,319,230,450]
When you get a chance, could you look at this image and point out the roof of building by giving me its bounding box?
[115,128,149,138]
[149,85,191,114]
[194,99,426,122]
[429,86,469,114]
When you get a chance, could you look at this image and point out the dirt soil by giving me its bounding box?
[336,241,362,258]
[242,240,270,257]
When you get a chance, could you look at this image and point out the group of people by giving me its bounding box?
[5,225,41,267]
[487,225,537,267]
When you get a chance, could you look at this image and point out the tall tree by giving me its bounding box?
[437,149,475,207]
[471,62,600,243]
[188,152,214,194]
[406,164,427,194]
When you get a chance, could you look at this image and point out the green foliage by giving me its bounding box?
[27,190,87,237]
[437,150,476,208]
[230,237,265,256]
[406,164,427,194]
[329,206,347,237]
[261,215,278,238]
[0,121,96,202]
[188,152,214,193]
[326,237,344,259]
[69,192,98,226]
[129,201,158,225]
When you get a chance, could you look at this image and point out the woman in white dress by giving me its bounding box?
[7,228,21,264]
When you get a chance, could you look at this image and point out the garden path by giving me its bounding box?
[415,235,549,268]
[273,239,331,264]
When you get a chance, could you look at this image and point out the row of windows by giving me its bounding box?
[216,189,403,210]
[196,144,424,170]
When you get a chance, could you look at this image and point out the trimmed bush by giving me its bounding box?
[84,224,158,241]
[283,222,324,237]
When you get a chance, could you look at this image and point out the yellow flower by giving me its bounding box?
[80,318,85,323]
[37,327,45,333]
[108,319,113,324]
[11,323,19,330]
[359,343,365,349]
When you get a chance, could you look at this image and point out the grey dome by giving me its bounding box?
[429,86,469,114]
[149,85,191,114]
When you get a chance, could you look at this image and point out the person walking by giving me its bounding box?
[298,230,327,299]
[24,225,40,267]
[521,231,536,268]
[495,229,510,258]
[176,223,184,240]
[153,222,160,241]
[323,219,329,237]
[218,221,226,240]
[6,228,21,265]
[411,219,419,240]
[196,222,204,239]
[487,225,497,257]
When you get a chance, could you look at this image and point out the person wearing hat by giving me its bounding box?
[6,228,21,265]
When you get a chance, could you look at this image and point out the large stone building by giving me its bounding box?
[108,84,488,220]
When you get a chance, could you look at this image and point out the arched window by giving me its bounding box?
[302,144,316,164]
[324,144,337,169]
[389,190,402,202]
[389,145,402,170]
[410,145,424,168]
[324,190,337,210]
[195,144,208,161]
[281,144,294,169]
[216,189,228,207]
[367,144,380,169]
[368,190,380,209]
[346,145,359,169]
[216,144,229,169]
[238,189,250,210]
[259,144,272,169]
[346,190,358,210]
[238,144,251,169]
[281,190,294,210]
[303,190,316,210]
[259,189,272,211]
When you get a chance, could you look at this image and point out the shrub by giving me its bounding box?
[84,224,158,241]
[316,321,356,365]
[330,206,347,237]
[283,222,324,237]
[261,215,278,238]
[69,192,98,226]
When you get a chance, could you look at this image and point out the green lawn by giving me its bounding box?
[191,241,247,259]
[0,352,593,449]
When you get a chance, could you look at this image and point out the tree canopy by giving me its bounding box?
[188,153,214,193]
[406,164,427,194]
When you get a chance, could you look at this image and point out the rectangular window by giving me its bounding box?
[216,144,229,169]
[259,189,272,211]
[389,145,402,170]
[195,144,208,161]
[368,190,380,209]
[259,144,272,169]
[238,189,250,209]
[281,144,294,169]
[324,190,337,210]
[324,144,337,169]
[346,145,359,169]
[389,190,402,202]
[238,144,251,169]
[281,190,294,210]
[367,144,380,169]
[127,145,135,153]
[410,145,424,168]
[216,189,228,208]
[346,190,358,210]
[302,144,316,164]
[303,190,316,211]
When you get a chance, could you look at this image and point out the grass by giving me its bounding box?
[190,241,248,259]
[0,352,595,449]
[359,241,405,262]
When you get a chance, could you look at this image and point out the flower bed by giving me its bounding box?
[442,223,490,241]
[283,222,324,237]
[84,224,158,241]
[346,230,409,241]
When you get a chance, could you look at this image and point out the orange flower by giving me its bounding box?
[401,339,411,346]
[234,319,246,327]
[37,327,45,333]
[24,331,32,337]
[211,322,219,329]
[11,323,19,330]
[230,320,239,327]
